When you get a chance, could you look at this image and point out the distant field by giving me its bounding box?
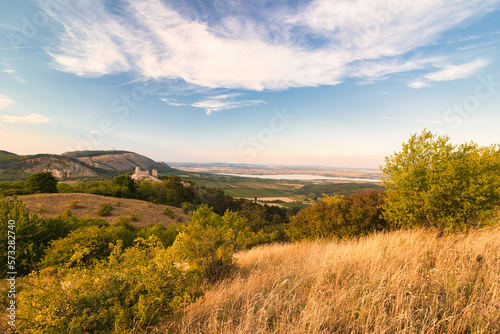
[223,188,291,198]
[17,193,188,227]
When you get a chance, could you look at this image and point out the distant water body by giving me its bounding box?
[215,173,381,183]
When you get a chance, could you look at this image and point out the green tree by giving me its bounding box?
[112,174,137,197]
[382,130,500,229]
[0,198,43,277]
[26,171,58,194]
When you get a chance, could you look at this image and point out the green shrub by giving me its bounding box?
[182,202,195,213]
[26,171,58,194]
[68,200,80,209]
[164,207,175,218]
[287,190,387,240]
[382,130,500,229]
[97,203,112,217]
[17,238,202,333]
[130,211,139,221]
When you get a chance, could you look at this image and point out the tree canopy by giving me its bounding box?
[381,130,500,229]
[26,171,58,194]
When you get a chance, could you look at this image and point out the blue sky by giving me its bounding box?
[0,0,499,168]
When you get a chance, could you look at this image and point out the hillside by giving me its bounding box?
[0,150,177,181]
[17,193,188,227]
[62,150,175,173]
[172,227,500,333]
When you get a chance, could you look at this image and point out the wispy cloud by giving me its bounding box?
[0,114,50,124]
[192,94,265,115]
[1,68,27,84]
[41,0,500,91]
[0,95,15,108]
[407,58,490,88]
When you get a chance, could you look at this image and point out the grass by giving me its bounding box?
[170,226,500,333]
[17,193,188,227]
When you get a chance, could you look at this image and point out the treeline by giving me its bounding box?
[0,173,291,235]
[294,182,384,200]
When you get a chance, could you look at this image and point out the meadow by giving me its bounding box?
[172,227,500,333]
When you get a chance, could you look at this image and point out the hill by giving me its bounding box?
[0,150,177,181]
[62,150,175,173]
[172,226,500,333]
[17,193,188,227]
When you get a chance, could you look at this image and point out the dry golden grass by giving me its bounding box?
[172,227,500,333]
[17,193,188,228]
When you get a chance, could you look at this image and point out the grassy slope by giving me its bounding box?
[17,193,188,228]
[171,227,500,333]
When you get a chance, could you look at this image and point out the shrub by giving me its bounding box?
[164,207,175,218]
[182,202,195,213]
[68,200,80,209]
[287,190,387,240]
[17,238,203,333]
[382,130,500,229]
[97,203,113,217]
[26,171,58,194]
[130,211,139,221]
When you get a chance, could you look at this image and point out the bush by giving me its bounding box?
[97,203,113,217]
[26,171,58,194]
[0,198,43,277]
[130,211,139,221]
[67,200,80,209]
[17,238,203,333]
[287,190,387,240]
[164,207,175,218]
[382,130,500,229]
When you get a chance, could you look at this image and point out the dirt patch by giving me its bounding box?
[17,193,188,228]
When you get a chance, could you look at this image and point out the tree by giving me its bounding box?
[26,171,58,194]
[112,174,137,197]
[381,130,500,229]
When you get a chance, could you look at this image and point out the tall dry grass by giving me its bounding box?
[170,227,500,333]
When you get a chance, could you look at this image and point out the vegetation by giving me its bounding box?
[2,131,500,332]
[382,130,500,229]
[287,190,387,240]
[1,200,278,333]
[97,202,113,217]
[26,172,58,194]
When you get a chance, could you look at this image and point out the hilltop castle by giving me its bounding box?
[131,167,160,182]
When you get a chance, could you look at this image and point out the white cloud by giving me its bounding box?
[407,58,490,88]
[0,95,15,109]
[42,0,500,90]
[192,95,265,115]
[0,114,51,124]
[424,59,490,82]
[407,79,430,89]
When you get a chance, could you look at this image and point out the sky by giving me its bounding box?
[0,0,499,169]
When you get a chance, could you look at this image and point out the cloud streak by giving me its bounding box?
[0,114,51,124]
[192,94,265,115]
[408,58,490,88]
[41,0,500,91]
